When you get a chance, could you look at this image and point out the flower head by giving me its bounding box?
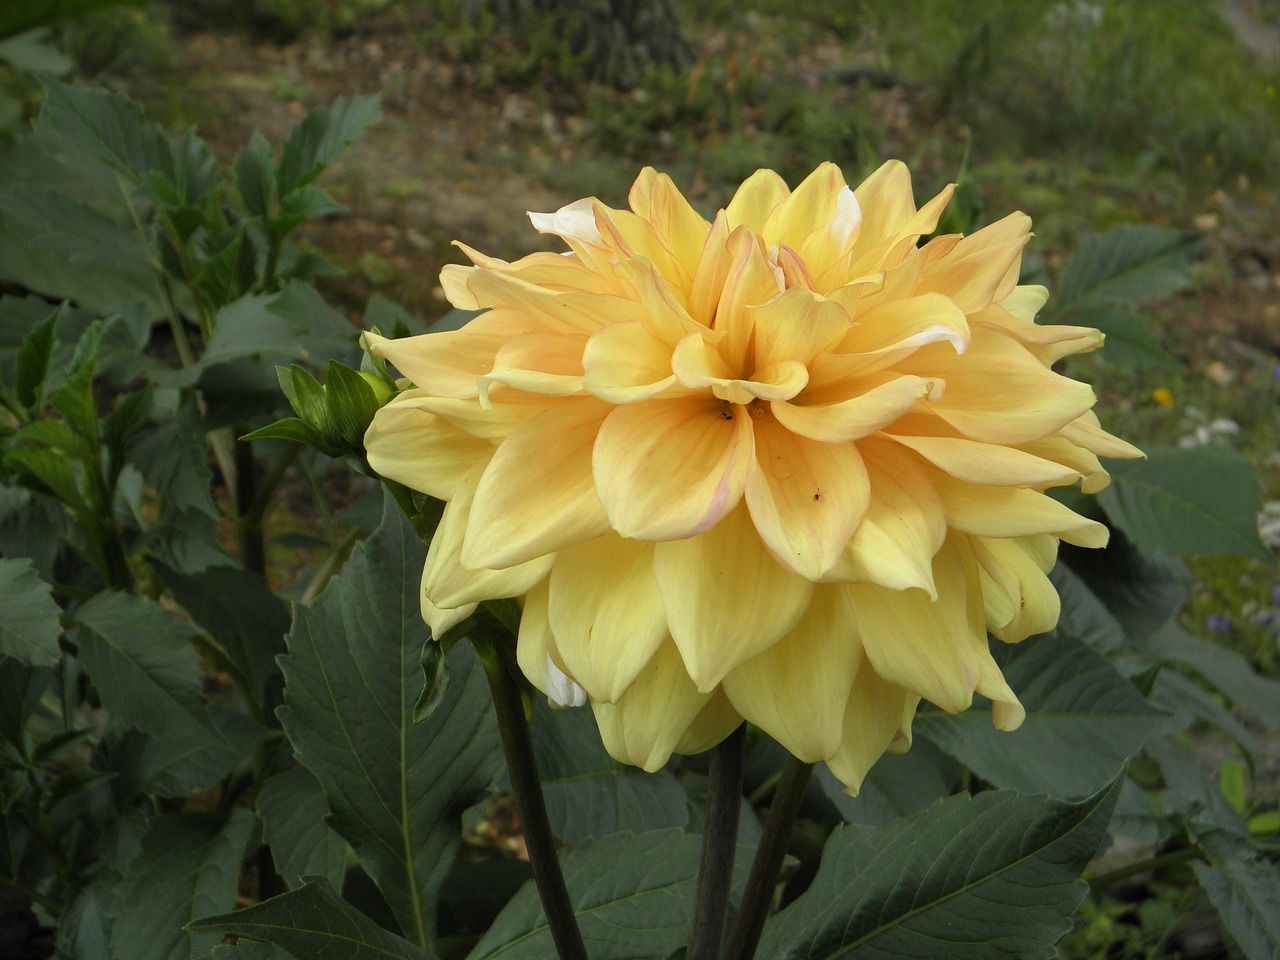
[364,162,1141,792]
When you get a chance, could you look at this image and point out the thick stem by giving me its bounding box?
[234,439,266,574]
[687,724,746,960]
[479,649,587,960]
[723,755,813,960]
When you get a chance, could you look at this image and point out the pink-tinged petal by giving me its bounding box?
[772,374,937,444]
[917,212,1031,314]
[478,332,587,400]
[590,639,712,772]
[582,320,682,404]
[825,665,918,795]
[745,416,869,578]
[628,167,712,280]
[968,534,1061,642]
[364,391,493,499]
[930,468,1110,547]
[688,212,732,327]
[594,395,754,541]
[724,168,790,232]
[881,431,1082,486]
[422,457,555,610]
[366,320,525,400]
[655,505,813,690]
[466,270,643,336]
[832,292,970,360]
[463,398,613,568]
[714,227,784,371]
[408,392,559,443]
[762,162,850,248]
[749,288,851,370]
[850,538,988,713]
[674,690,743,755]
[722,584,861,761]
[547,536,667,703]
[896,329,1097,444]
[824,441,944,594]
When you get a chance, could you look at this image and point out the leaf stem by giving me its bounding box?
[724,754,813,960]
[478,647,587,960]
[687,723,746,960]
[1087,845,1205,890]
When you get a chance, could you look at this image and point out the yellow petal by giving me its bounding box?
[850,539,988,713]
[724,168,790,233]
[917,212,1031,313]
[745,415,869,578]
[408,391,559,443]
[590,639,712,772]
[582,320,681,404]
[749,287,851,370]
[1058,412,1145,461]
[882,430,1082,486]
[612,256,703,344]
[594,395,754,540]
[422,458,555,610]
[478,332,587,401]
[772,374,937,444]
[688,212,733,327]
[896,329,1096,444]
[825,664,919,794]
[655,505,813,690]
[714,227,783,371]
[968,534,1061,642]
[366,319,523,400]
[463,398,612,568]
[628,167,712,280]
[674,689,743,756]
[832,292,970,362]
[422,593,476,639]
[1016,434,1109,494]
[547,536,667,703]
[722,584,861,761]
[528,197,603,246]
[762,162,850,248]
[440,263,481,309]
[824,440,945,594]
[931,469,1110,547]
[365,391,492,499]
[466,270,642,336]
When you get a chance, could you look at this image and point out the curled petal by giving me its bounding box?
[882,430,1082,486]
[467,270,643,336]
[407,392,559,443]
[594,395,754,540]
[833,293,970,362]
[969,534,1061,643]
[773,374,938,444]
[548,537,667,703]
[763,162,851,249]
[365,391,492,499]
[749,287,851,370]
[590,639,713,772]
[464,399,612,568]
[479,332,587,401]
[655,505,813,691]
[917,212,1032,313]
[583,320,681,404]
[723,584,861,762]
[528,197,603,246]
[931,469,1109,547]
[1059,412,1146,461]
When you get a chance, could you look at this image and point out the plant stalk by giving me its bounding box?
[687,723,746,960]
[479,648,587,960]
[723,754,813,960]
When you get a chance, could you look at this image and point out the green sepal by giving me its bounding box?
[412,640,452,724]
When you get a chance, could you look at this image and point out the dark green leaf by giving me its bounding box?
[276,95,382,195]
[1052,225,1202,319]
[211,941,295,960]
[13,303,61,413]
[4,446,86,511]
[1066,306,1176,369]
[106,710,269,799]
[189,876,429,960]
[1049,562,1126,654]
[466,829,705,960]
[111,810,256,960]
[234,133,276,219]
[197,283,359,375]
[1057,535,1192,644]
[916,635,1162,797]
[425,308,482,334]
[1192,827,1280,960]
[1139,621,1280,727]
[759,776,1124,959]
[815,741,956,829]
[277,185,346,222]
[323,360,381,448]
[129,397,218,517]
[0,2,142,40]
[0,488,64,581]
[36,78,168,184]
[278,492,502,951]
[531,702,688,845]
[258,766,348,890]
[0,557,62,666]
[241,417,327,449]
[137,508,237,574]
[1100,446,1270,564]
[0,656,52,747]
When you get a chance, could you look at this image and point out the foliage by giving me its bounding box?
[0,77,1276,960]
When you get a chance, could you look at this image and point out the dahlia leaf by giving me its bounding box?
[257,766,349,890]
[914,635,1163,797]
[111,810,256,960]
[1061,305,1176,369]
[1191,828,1280,960]
[531,702,689,845]
[1052,224,1202,317]
[278,491,502,952]
[0,557,62,666]
[1099,446,1271,564]
[465,830,706,960]
[188,877,431,960]
[1048,562,1127,655]
[758,775,1123,960]
[277,94,382,195]
[814,742,956,829]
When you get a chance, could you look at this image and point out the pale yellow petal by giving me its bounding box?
[931,469,1110,547]
[825,664,919,795]
[408,391,559,443]
[831,292,970,364]
[439,263,480,309]
[422,594,476,639]
[516,578,555,698]
[466,270,642,336]
[674,689,743,756]
[365,391,492,499]
[591,639,712,772]
[655,505,813,691]
[714,227,784,371]
[772,374,937,444]
[547,536,667,703]
[582,320,681,404]
[724,168,790,233]
[745,416,869,579]
[463,398,612,568]
[478,332,586,400]
[762,162,849,248]
[628,167,712,280]
[722,584,861,761]
[917,212,1032,314]
[969,534,1061,642]
[748,287,851,370]
[1059,412,1146,461]
[882,431,1081,486]
[593,395,754,540]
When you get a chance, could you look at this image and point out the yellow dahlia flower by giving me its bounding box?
[364,161,1141,792]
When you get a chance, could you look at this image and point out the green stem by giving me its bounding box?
[687,724,746,960]
[478,647,587,960]
[723,755,813,960]
[234,439,265,574]
[298,527,362,605]
[0,874,62,917]
[246,445,302,526]
[1088,846,1205,890]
